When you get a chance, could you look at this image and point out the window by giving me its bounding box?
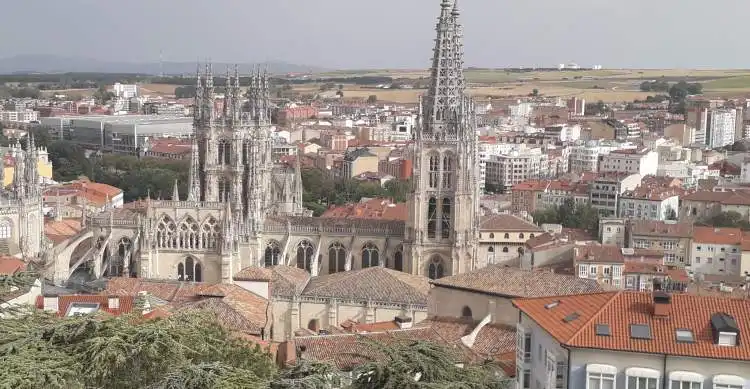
[586,364,616,389]
[626,367,659,389]
[579,265,589,277]
[428,256,444,279]
[504,233,510,239]
[361,243,379,268]
[712,374,744,389]
[461,306,472,319]
[668,371,703,389]
[264,241,281,267]
[502,247,509,253]
[718,332,737,346]
[0,220,11,239]
[590,266,597,275]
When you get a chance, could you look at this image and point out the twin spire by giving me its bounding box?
[193,62,272,129]
[11,134,40,199]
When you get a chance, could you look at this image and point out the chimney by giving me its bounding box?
[395,315,413,329]
[653,290,672,317]
[43,295,59,313]
[108,296,120,310]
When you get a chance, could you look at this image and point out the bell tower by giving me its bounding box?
[404,0,479,279]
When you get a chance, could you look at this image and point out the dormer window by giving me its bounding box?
[719,332,737,346]
[711,312,740,347]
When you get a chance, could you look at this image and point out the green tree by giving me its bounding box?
[349,339,512,389]
[699,211,750,230]
[0,311,276,389]
[531,88,539,96]
[367,95,378,103]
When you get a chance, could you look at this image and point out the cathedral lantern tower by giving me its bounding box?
[404,0,480,279]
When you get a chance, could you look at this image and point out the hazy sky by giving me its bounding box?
[2,0,748,69]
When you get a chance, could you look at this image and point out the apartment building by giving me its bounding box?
[485,149,549,191]
[574,244,625,289]
[617,185,681,221]
[629,220,693,267]
[598,148,658,176]
[589,174,642,217]
[0,109,38,123]
[513,290,750,389]
[708,108,737,149]
[568,140,632,174]
[690,227,745,277]
[510,180,576,214]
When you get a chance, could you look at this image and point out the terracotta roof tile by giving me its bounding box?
[44,218,83,244]
[480,214,543,233]
[575,244,625,264]
[269,265,311,297]
[0,257,26,276]
[302,267,429,305]
[514,291,750,361]
[692,226,743,245]
[234,266,273,282]
[431,265,604,298]
[629,220,693,238]
[55,295,135,317]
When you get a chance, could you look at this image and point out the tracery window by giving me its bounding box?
[201,217,220,249]
[264,241,281,267]
[156,215,177,249]
[0,220,11,239]
[442,153,454,189]
[428,256,444,280]
[218,179,231,202]
[178,217,200,250]
[393,249,404,272]
[361,243,379,268]
[296,240,314,272]
[428,154,440,188]
[427,197,437,239]
[441,198,451,239]
[218,139,231,165]
[328,242,346,273]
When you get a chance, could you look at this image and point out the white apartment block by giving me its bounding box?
[589,174,642,217]
[569,141,634,174]
[689,227,743,277]
[598,148,658,176]
[485,149,548,190]
[113,83,138,99]
[0,109,38,123]
[709,109,736,149]
[514,291,750,389]
[618,192,680,221]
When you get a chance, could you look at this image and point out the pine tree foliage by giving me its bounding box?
[270,359,341,389]
[348,339,513,389]
[0,310,276,389]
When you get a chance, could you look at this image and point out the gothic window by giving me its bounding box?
[441,198,451,239]
[428,256,444,280]
[242,140,250,165]
[201,217,220,249]
[218,139,231,165]
[264,241,281,267]
[296,240,314,272]
[442,153,454,189]
[178,216,200,250]
[361,243,379,268]
[427,197,437,239]
[218,179,231,202]
[0,220,11,239]
[156,215,177,249]
[393,250,404,272]
[428,154,440,189]
[328,242,346,274]
[178,256,202,282]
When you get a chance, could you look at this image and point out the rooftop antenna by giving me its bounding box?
[159,49,164,78]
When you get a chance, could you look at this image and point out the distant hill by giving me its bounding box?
[0,55,325,75]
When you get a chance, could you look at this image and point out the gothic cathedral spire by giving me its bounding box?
[406,0,479,280]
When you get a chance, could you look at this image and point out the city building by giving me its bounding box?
[708,108,737,149]
[0,109,38,123]
[689,226,745,277]
[617,184,681,221]
[513,290,750,389]
[589,173,642,217]
[568,140,631,174]
[63,115,193,154]
[598,148,658,176]
[485,149,549,191]
[478,214,543,265]
[574,243,625,288]
[629,220,693,267]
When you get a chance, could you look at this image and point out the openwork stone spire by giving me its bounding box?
[421,0,467,137]
[187,136,200,202]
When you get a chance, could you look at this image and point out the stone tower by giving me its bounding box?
[190,63,275,235]
[404,0,480,279]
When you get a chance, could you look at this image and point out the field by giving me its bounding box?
[303,68,750,103]
[37,69,750,104]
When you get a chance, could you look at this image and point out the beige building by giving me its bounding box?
[663,123,696,146]
[589,173,642,217]
[341,148,379,179]
[514,290,750,389]
[478,214,544,265]
[574,243,625,289]
[629,220,693,267]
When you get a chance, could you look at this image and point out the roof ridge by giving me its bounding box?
[565,290,623,344]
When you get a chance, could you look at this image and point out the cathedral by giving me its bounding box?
[51,0,480,285]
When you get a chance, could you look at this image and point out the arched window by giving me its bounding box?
[502,247,509,253]
[361,243,379,268]
[530,234,535,238]
[519,233,525,239]
[428,256,444,280]
[393,250,404,272]
[201,217,220,249]
[488,246,495,253]
[218,139,231,165]
[441,198,451,239]
[242,140,250,165]
[178,256,202,282]
[442,154,454,189]
[0,220,11,239]
[296,240,314,272]
[218,178,231,202]
[504,233,510,239]
[328,242,346,274]
[487,245,496,265]
[489,233,495,239]
[178,216,200,250]
[461,306,473,319]
[264,241,281,267]
[156,215,177,249]
[427,197,437,239]
[518,247,525,256]
[428,154,440,188]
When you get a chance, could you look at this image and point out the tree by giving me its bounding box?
[531,88,539,96]
[699,211,750,230]
[348,339,512,389]
[0,310,276,389]
[93,86,115,104]
[367,95,378,104]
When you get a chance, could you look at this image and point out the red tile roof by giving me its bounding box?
[53,295,135,317]
[514,291,750,361]
[321,198,407,221]
[0,257,26,276]
[692,226,744,245]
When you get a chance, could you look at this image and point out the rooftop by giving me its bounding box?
[431,265,604,298]
[480,214,543,233]
[514,291,750,361]
[629,220,693,238]
[301,267,430,305]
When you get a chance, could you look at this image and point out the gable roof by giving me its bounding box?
[513,291,750,361]
[431,265,604,298]
[301,267,430,305]
[480,214,543,232]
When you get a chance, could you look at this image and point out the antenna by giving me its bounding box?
[159,49,164,77]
